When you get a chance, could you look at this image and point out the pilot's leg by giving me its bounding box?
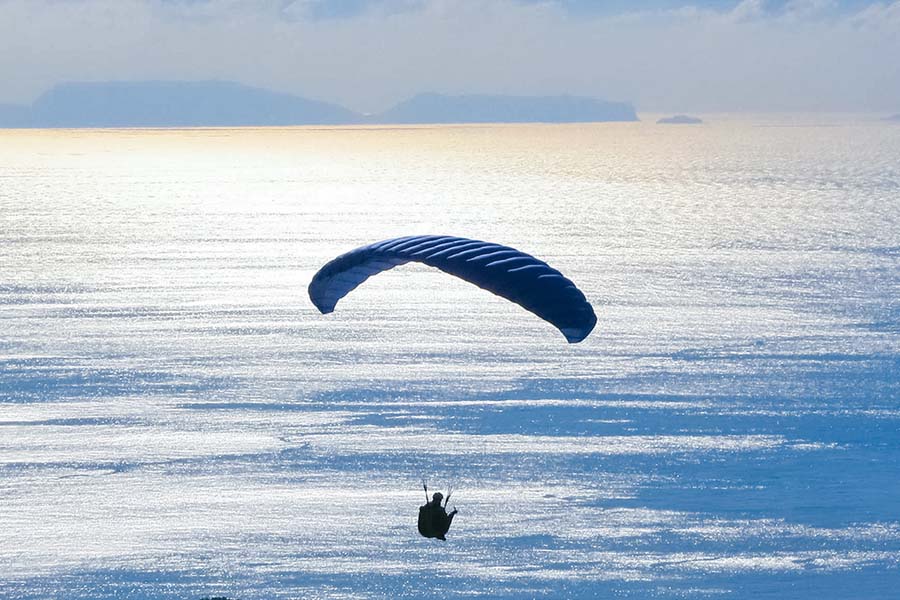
[445,511,457,529]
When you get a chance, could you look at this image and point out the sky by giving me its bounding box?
[1,0,899,113]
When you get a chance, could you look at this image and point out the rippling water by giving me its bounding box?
[1,117,898,599]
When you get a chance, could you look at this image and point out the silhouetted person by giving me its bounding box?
[418,482,458,541]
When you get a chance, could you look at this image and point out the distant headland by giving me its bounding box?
[657,114,703,125]
[0,81,359,128]
[0,81,638,128]
[378,92,637,124]
[885,113,900,122]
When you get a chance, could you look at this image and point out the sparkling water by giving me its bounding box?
[1,117,898,598]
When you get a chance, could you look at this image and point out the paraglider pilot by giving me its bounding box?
[418,482,458,541]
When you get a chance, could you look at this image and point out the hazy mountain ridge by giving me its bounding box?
[0,81,638,127]
[14,81,360,127]
[377,92,637,124]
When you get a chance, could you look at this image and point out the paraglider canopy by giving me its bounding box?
[308,235,596,343]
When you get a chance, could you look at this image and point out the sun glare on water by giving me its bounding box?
[1,119,898,598]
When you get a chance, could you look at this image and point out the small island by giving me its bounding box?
[657,114,703,125]
[885,114,900,122]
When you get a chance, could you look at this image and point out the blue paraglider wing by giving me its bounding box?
[308,235,596,343]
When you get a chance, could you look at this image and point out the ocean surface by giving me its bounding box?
[1,116,898,599]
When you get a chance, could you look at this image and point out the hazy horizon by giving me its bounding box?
[1,0,899,114]
[4,79,900,118]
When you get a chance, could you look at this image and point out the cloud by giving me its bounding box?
[0,0,898,112]
[782,0,838,21]
[728,0,768,22]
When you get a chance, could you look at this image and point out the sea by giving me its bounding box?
[1,116,898,599]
